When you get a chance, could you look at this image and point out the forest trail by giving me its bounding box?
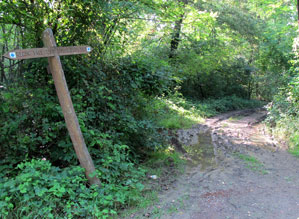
[135,108,299,219]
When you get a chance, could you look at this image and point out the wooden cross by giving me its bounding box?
[3,28,100,185]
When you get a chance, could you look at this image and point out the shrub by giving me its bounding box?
[265,74,299,153]
[0,159,145,218]
[144,94,264,130]
[0,56,171,168]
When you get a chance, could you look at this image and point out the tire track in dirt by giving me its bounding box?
[133,108,299,219]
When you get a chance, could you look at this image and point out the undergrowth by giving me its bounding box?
[146,93,264,129]
[265,76,299,157]
[0,147,185,218]
[267,115,299,157]
[142,148,185,177]
[0,159,145,218]
[235,153,268,175]
[120,148,185,218]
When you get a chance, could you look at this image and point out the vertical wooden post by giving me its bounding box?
[42,28,100,185]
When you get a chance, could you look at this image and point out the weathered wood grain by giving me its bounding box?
[3,46,92,60]
[41,28,100,186]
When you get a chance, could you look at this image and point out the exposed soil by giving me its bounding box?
[131,108,299,219]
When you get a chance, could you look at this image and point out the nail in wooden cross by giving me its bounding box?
[3,28,100,185]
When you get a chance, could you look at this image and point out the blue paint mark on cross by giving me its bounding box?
[9,52,16,59]
[2,28,99,186]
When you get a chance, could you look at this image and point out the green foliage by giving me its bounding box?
[0,54,171,218]
[179,57,255,99]
[200,0,262,42]
[289,137,299,158]
[266,67,299,153]
[1,0,299,217]
[144,95,204,129]
[0,159,145,218]
[120,148,185,218]
[235,153,268,174]
[142,149,184,177]
[145,93,264,129]
[195,96,265,117]
[0,56,172,167]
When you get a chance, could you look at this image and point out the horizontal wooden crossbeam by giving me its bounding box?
[3,46,92,60]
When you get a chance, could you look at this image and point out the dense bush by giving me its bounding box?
[0,159,144,218]
[1,0,298,217]
[266,74,299,152]
[0,54,172,217]
[179,57,254,100]
[0,56,171,168]
[144,93,264,129]
[196,96,265,117]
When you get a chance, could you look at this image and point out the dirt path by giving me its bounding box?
[135,108,299,219]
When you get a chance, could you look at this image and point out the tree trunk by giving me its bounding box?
[169,15,184,59]
[169,0,188,59]
[248,79,252,100]
[0,44,7,83]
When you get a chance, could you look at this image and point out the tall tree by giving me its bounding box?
[169,0,188,59]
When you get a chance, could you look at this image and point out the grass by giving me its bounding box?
[145,96,204,129]
[221,123,229,127]
[228,115,244,121]
[288,130,299,158]
[266,115,299,158]
[121,94,265,217]
[235,153,268,175]
[289,144,299,157]
[122,192,189,218]
[145,94,264,130]
[119,149,185,218]
[166,194,189,215]
[141,148,185,177]
[120,190,160,218]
